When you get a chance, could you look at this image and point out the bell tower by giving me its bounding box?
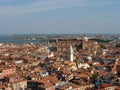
[68,44,74,62]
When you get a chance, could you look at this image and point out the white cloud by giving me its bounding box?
[0,0,119,16]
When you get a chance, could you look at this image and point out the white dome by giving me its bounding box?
[94,42,98,45]
[86,56,92,60]
[83,36,88,41]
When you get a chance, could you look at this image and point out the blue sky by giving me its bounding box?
[0,0,120,34]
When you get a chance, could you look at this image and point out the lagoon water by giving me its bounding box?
[0,34,79,44]
[0,34,119,44]
[0,35,41,44]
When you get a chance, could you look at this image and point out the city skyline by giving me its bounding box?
[0,0,120,34]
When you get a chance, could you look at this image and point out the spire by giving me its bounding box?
[84,33,86,37]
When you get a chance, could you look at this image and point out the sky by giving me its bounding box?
[0,0,120,34]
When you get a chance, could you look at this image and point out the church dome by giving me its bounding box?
[83,36,88,41]
[94,42,98,45]
[86,56,92,61]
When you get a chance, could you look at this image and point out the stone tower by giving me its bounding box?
[68,44,74,62]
